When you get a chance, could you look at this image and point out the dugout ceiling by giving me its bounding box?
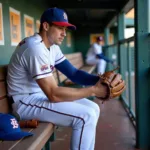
[37,0,134,29]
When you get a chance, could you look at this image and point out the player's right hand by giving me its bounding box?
[93,80,108,99]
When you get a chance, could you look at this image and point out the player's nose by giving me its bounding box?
[62,28,66,37]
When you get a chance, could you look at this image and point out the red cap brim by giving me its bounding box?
[52,22,76,30]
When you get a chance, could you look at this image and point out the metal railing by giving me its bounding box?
[104,36,136,126]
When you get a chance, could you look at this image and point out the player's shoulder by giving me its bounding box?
[93,43,99,46]
[93,43,101,48]
[26,33,43,47]
[91,43,97,47]
[17,34,42,49]
[27,34,45,52]
[14,34,44,58]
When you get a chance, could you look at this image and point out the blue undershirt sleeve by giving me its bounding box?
[96,53,113,63]
[55,59,99,86]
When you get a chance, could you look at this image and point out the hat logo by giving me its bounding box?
[63,12,68,21]
[11,118,19,128]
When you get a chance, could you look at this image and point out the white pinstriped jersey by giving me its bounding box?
[86,43,102,60]
[7,33,66,96]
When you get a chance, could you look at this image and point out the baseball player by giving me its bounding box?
[86,36,115,74]
[7,8,118,150]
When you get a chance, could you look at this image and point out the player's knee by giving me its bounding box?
[95,104,100,119]
[94,102,100,113]
[72,109,97,129]
[85,109,97,125]
[90,102,100,119]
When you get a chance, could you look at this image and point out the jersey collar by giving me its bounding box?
[34,33,50,51]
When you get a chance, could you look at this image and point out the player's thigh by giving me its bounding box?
[98,59,106,67]
[75,98,100,117]
[17,96,97,127]
[75,98,99,111]
[86,58,99,65]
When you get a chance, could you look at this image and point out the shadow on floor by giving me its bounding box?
[51,99,137,150]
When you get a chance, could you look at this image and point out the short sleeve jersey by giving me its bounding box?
[86,43,102,59]
[7,33,66,96]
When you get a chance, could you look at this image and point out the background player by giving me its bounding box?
[86,36,116,74]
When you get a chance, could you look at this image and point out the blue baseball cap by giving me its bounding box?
[40,8,76,30]
[0,113,33,141]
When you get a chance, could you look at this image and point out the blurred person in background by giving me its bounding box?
[86,36,116,74]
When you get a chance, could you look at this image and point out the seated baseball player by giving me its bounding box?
[7,7,125,150]
[86,36,116,74]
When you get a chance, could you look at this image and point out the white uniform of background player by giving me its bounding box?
[86,36,114,74]
[7,8,108,150]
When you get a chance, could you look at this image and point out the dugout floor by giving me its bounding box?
[51,98,139,150]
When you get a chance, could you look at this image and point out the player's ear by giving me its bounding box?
[43,22,49,31]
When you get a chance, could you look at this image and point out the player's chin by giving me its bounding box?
[55,41,62,45]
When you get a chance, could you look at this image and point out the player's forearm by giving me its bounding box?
[96,54,113,63]
[36,75,106,103]
[55,59,99,86]
[49,86,96,102]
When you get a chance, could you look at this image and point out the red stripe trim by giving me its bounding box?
[20,100,85,150]
[32,71,52,78]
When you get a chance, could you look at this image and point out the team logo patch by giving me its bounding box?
[11,118,18,129]
[63,12,68,21]
[41,64,49,71]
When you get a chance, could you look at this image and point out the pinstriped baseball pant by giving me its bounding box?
[12,92,100,150]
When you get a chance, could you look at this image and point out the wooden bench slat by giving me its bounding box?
[65,52,81,59]
[64,53,95,73]
[81,65,96,74]
[74,63,83,69]
[69,58,84,66]
[11,123,54,150]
